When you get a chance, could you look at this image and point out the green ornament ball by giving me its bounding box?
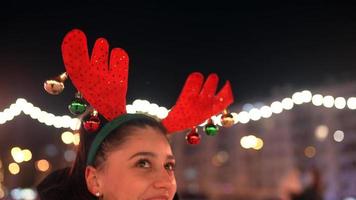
[68,98,87,115]
[204,124,219,136]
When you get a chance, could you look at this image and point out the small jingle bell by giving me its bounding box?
[68,92,87,115]
[221,109,235,127]
[83,111,101,133]
[44,72,68,95]
[186,127,201,145]
[204,119,219,136]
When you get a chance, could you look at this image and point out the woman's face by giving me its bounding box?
[87,126,177,200]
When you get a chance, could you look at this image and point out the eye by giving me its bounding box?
[164,162,176,172]
[136,159,151,168]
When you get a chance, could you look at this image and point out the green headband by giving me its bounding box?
[86,113,156,166]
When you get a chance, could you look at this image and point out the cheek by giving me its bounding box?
[100,168,153,199]
[171,175,178,195]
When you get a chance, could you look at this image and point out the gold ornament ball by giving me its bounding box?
[221,113,235,127]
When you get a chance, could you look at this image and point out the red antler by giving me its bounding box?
[62,29,129,120]
[162,72,234,133]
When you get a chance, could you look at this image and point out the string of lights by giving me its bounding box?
[0,98,81,130]
[1,91,351,193]
[1,90,356,130]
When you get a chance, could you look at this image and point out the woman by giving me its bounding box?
[38,114,178,200]
[37,29,233,200]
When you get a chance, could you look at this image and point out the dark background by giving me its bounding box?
[1,0,356,189]
[1,1,356,109]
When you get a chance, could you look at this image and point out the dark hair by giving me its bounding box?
[92,116,167,169]
[38,115,168,200]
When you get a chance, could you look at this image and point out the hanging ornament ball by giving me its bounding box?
[186,127,201,145]
[43,72,68,95]
[44,79,65,95]
[221,112,235,127]
[204,123,219,136]
[68,98,87,115]
[83,114,101,133]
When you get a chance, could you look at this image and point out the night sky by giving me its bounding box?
[1,1,356,187]
[1,1,356,112]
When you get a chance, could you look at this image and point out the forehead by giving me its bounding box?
[113,126,172,156]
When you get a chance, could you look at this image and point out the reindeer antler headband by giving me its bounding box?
[45,29,234,165]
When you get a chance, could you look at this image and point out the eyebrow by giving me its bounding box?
[129,151,175,160]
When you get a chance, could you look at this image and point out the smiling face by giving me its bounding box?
[85,126,177,200]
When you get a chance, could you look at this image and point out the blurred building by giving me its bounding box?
[171,81,356,200]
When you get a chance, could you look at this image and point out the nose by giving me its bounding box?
[153,169,176,190]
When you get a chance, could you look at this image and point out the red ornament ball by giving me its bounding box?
[186,127,201,145]
[83,115,101,132]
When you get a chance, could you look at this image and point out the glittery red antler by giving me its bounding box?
[162,72,234,133]
[62,29,129,120]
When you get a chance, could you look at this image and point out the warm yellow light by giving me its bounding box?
[247,135,258,148]
[253,138,264,150]
[315,125,329,141]
[36,159,50,172]
[73,133,80,146]
[22,149,32,162]
[240,135,258,149]
[11,147,22,158]
[61,131,74,144]
[240,136,250,149]
[11,147,24,163]
[8,163,20,175]
[304,146,316,158]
